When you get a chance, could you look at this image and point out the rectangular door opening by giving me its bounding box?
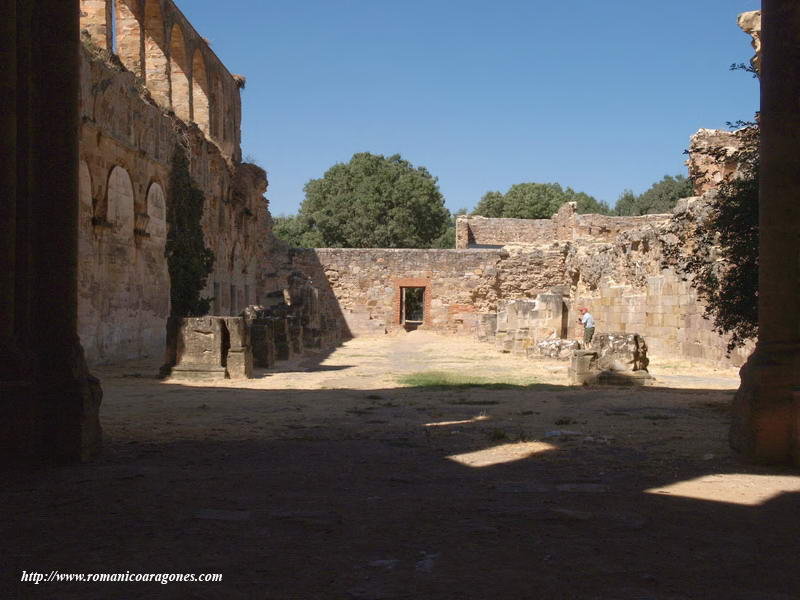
[401,287,425,331]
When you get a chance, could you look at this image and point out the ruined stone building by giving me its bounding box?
[2,2,797,465]
[77,0,272,364]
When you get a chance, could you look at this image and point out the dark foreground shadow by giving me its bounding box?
[1,377,798,600]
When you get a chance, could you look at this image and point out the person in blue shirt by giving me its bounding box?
[577,307,595,346]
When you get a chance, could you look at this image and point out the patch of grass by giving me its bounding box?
[447,399,500,406]
[642,414,677,421]
[488,428,509,441]
[397,371,538,390]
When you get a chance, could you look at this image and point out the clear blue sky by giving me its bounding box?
[179,0,760,216]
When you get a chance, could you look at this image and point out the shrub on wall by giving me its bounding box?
[662,123,759,352]
[165,145,215,317]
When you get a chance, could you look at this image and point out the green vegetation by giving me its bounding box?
[473,182,611,219]
[166,145,214,317]
[615,174,693,216]
[274,152,450,248]
[662,123,759,352]
[488,429,509,441]
[397,371,538,390]
[430,208,468,249]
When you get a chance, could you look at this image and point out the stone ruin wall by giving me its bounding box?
[287,245,572,337]
[456,205,670,249]
[564,209,753,367]
[78,0,272,365]
[79,1,756,370]
[287,197,752,368]
[688,129,744,195]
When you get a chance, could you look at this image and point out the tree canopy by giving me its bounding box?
[275,152,450,248]
[615,174,693,216]
[472,183,611,219]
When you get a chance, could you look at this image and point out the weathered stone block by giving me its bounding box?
[223,317,253,379]
[532,338,580,360]
[169,316,253,381]
[569,333,652,386]
[593,332,650,372]
[176,317,225,368]
[568,350,599,385]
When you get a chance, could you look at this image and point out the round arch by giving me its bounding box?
[107,165,135,240]
[146,181,167,241]
[192,48,210,135]
[143,0,169,106]
[169,24,191,121]
[115,0,143,77]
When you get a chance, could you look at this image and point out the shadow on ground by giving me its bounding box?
[2,372,799,600]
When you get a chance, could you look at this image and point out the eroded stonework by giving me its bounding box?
[287,196,752,368]
[77,0,272,365]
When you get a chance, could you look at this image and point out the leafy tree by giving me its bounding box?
[662,124,759,351]
[615,189,639,216]
[565,187,612,215]
[473,182,610,218]
[284,153,449,248]
[615,174,693,216]
[273,214,311,247]
[431,208,468,249]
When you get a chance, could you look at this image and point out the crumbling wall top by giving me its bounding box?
[738,10,762,75]
[80,0,244,160]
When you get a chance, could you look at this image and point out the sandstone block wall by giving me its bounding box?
[80,0,243,159]
[77,2,272,365]
[284,197,752,368]
[288,248,510,336]
[456,202,669,248]
[687,129,744,195]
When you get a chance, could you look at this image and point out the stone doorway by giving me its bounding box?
[401,287,425,331]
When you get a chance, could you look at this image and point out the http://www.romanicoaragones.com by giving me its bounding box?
[20,570,223,585]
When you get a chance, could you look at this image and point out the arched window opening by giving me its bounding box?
[169,25,191,121]
[146,182,167,241]
[106,166,135,240]
[192,49,211,135]
[211,73,225,142]
[143,0,169,107]
[115,0,142,77]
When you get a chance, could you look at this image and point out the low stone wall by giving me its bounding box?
[288,247,572,336]
[456,203,669,248]
[289,248,504,335]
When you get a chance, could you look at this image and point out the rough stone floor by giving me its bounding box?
[3,332,799,599]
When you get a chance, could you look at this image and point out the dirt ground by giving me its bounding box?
[3,332,799,599]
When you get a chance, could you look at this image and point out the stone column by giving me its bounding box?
[1,0,102,463]
[0,0,18,377]
[731,1,800,464]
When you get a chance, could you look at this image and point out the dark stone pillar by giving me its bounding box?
[731,0,800,464]
[0,0,18,372]
[1,0,102,463]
